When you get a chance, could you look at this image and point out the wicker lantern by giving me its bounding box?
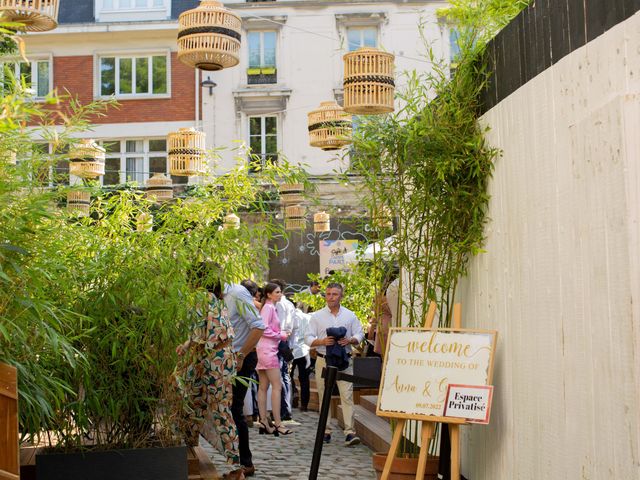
[223,212,240,230]
[177,0,242,71]
[69,139,105,179]
[372,205,394,229]
[67,191,90,217]
[168,128,206,176]
[2,150,17,165]
[343,47,395,115]
[284,204,306,231]
[136,212,153,232]
[146,173,173,202]
[308,101,352,151]
[279,183,304,205]
[0,0,59,32]
[313,211,330,233]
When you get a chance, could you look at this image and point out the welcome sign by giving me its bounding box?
[377,328,497,421]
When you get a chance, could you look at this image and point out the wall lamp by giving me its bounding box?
[201,76,217,96]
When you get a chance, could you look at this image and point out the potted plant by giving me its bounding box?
[0,28,309,478]
[342,1,528,476]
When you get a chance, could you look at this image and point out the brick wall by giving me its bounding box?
[40,52,196,125]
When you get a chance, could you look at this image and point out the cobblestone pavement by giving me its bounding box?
[202,410,377,479]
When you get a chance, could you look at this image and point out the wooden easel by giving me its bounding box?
[380,302,466,480]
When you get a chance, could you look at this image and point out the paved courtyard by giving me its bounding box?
[202,410,377,479]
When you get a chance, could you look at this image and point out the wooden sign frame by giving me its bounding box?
[376,302,498,480]
[376,328,497,423]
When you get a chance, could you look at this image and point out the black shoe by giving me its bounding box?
[345,434,360,446]
[281,415,292,421]
[323,433,331,443]
[241,465,255,477]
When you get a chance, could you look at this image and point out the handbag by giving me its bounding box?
[278,340,294,362]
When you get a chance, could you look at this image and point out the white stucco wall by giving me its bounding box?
[457,12,640,480]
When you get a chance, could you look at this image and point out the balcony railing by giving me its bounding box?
[247,67,277,85]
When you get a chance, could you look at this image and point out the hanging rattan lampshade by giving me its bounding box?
[343,47,395,115]
[136,212,153,232]
[223,212,240,230]
[372,205,394,229]
[69,139,106,179]
[285,204,306,231]
[67,191,90,217]
[177,0,242,71]
[146,173,173,202]
[168,128,206,176]
[308,101,352,151]
[279,183,304,205]
[0,0,59,32]
[3,150,17,165]
[313,211,330,233]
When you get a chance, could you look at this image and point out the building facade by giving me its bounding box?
[7,0,451,284]
[12,0,450,185]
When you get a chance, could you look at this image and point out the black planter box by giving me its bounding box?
[36,446,188,480]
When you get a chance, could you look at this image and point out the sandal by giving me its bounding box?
[274,424,293,435]
[257,419,277,436]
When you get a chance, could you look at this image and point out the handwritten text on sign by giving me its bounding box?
[378,329,496,418]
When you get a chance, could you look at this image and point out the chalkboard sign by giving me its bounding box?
[377,328,498,422]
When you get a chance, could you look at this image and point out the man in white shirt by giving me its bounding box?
[272,279,295,420]
[305,282,364,446]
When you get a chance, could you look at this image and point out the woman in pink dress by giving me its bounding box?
[256,282,293,436]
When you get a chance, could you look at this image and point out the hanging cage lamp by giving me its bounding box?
[0,0,59,32]
[343,47,395,115]
[313,211,330,233]
[67,191,90,217]
[136,212,153,232]
[285,204,306,231]
[177,0,242,71]
[223,212,240,230]
[69,139,106,179]
[307,101,352,151]
[371,205,394,229]
[3,150,17,165]
[168,128,206,176]
[146,173,174,202]
[279,183,304,205]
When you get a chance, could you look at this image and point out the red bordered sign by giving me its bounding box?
[443,384,494,424]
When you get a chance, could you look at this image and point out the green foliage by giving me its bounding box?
[293,259,384,327]
[346,1,530,331]
[0,54,308,450]
[344,0,530,457]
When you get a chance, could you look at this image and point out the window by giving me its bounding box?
[0,59,51,98]
[449,29,461,72]
[347,27,377,51]
[99,138,186,186]
[99,54,168,97]
[247,31,277,84]
[248,116,277,171]
[101,0,165,10]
